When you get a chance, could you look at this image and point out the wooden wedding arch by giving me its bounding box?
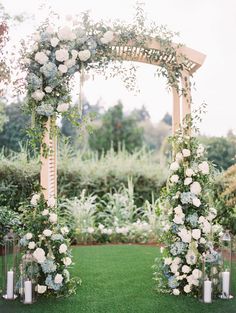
[40,38,206,201]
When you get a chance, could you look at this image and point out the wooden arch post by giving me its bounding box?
[39,38,206,199]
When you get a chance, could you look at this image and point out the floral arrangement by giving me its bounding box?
[153,116,223,297]
[19,7,190,152]
[19,194,80,297]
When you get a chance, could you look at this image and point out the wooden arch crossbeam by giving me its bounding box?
[40,37,206,201]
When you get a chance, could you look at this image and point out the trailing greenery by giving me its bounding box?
[0,206,21,245]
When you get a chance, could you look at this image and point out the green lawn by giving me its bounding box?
[1,245,236,313]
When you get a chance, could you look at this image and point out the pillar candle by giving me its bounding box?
[222,271,230,297]
[203,280,212,303]
[7,270,14,299]
[24,280,32,304]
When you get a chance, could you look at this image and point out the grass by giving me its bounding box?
[1,245,236,313]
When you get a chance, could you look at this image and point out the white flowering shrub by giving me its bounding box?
[153,117,222,297]
[20,194,80,297]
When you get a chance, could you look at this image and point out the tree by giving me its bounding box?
[0,100,30,152]
[88,101,144,154]
[131,105,150,122]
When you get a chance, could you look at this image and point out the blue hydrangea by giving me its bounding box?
[45,275,63,291]
[40,62,58,79]
[180,192,194,204]
[170,241,187,256]
[168,276,179,289]
[41,259,57,274]
[186,213,199,227]
[205,251,219,263]
[51,234,64,241]
[171,224,181,234]
[26,73,42,90]
[19,237,28,247]
[36,103,54,116]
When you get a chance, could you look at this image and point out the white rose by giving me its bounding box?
[58,26,76,41]
[35,51,48,65]
[78,49,91,62]
[192,269,202,279]
[47,197,56,207]
[45,86,53,93]
[186,168,194,177]
[172,257,181,264]
[25,233,33,240]
[182,265,190,273]
[198,216,206,223]
[173,214,185,225]
[64,58,76,68]
[63,257,72,266]
[170,174,179,183]
[192,197,201,207]
[87,227,95,234]
[182,149,191,157]
[101,30,114,44]
[184,284,191,293]
[178,228,191,243]
[107,229,113,235]
[57,103,69,113]
[28,241,36,249]
[49,213,57,223]
[173,288,180,296]
[71,50,78,59]
[43,229,52,237]
[32,90,45,101]
[190,181,202,195]
[58,64,68,74]
[50,37,59,47]
[54,273,63,284]
[170,263,179,273]
[42,209,49,216]
[199,237,206,244]
[202,221,211,234]
[184,177,192,185]
[61,227,69,235]
[33,248,46,264]
[175,152,183,162]
[164,257,172,265]
[198,161,209,174]
[174,205,182,215]
[37,284,47,294]
[170,161,179,171]
[55,48,69,62]
[30,194,40,206]
[192,229,201,240]
[59,243,67,254]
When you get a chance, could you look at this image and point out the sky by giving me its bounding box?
[2,0,236,136]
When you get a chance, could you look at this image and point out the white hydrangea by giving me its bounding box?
[101,30,114,44]
[58,26,76,41]
[192,268,202,279]
[28,241,36,249]
[33,248,46,264]
[65,58,76,68]
[32,90,45,101]
[55,48,69,62]
[58,64,68,74]
[78,49,91,62]
[50,37,59,47]
[182,149,191,157]
[198,161,209,175]
[59,244,67,254]
[35,51,49,65]
[54,273,63,284]
[190,181,202,195]
[170,262,179,273]
[178,228,191,243]
[170,174,179,183]
[173,214,185,225]
[43,229,52,237]
[57,103,69,113]
[170,161,179,171]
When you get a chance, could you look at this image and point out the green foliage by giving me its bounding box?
[200,135,236,170]
[88,102,144,154]
[0,206,21,245]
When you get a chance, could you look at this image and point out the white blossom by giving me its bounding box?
[43,229,52,237]
[190,181,202,195]
[59,244,67,254]
[178,228,191,243]
[61,227,69,235]
[186,168,194,177]
[192,197,201,207]
[173,214,185,225]
[101,30,114,44]
[78,49,91,62]
[54,273,63,284]
[175,152,183,162]
[164,257,172,265]
[33,248,46,264]
[42,209,49,216]
[170,161,179,171]
[58,26,76,41]
[71,50,78,59]
[50,37,59,47]
[184,284,191,293]
[184,177,192,185]
[32,90,45,101]
[198,161,209,174]
[57,103,69,113]
[173,289,180,296]
[45,86,53,93]
[174,205,183,215]
[182,265,191,273]
[192,269,202,279]
[55,48,69,62]
[25,233,33,240]
[49,213,57,224]
[63,257,72,266]
[47,198,56,208]
[186,250,197,265]
[30,194,40,206]
[58,64,68,74]
[46,26,54,34]
[192,229,201,240]
[170,263,179,273]
[182,149,191,157]
[199,237,206,244]
[37,284,47,294]
[87,227,95,234]
[28,241,36,249]
[65,58,76,68]
[170,174,179,183]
